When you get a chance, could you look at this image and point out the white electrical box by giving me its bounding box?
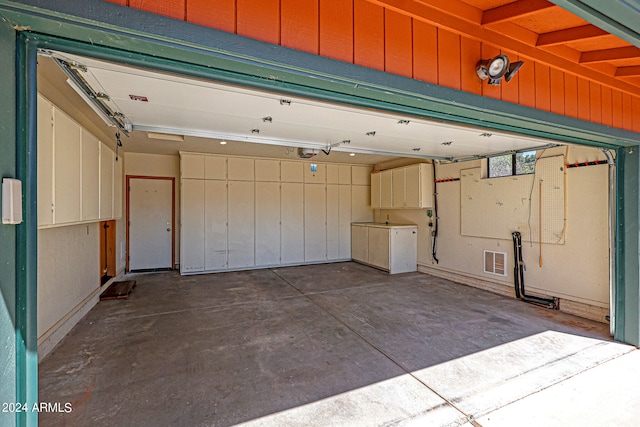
[2,178,23,225]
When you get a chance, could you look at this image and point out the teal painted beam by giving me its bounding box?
[616,146,640,346]
[14,33,38,426]
[0,18,18,427]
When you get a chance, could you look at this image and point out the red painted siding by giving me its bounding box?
[319,0,353,63]
[550,67,565,115]
[612,90,624,129]
[186,0,235,32]
[461,38,483,95]
[577,77,591,121]
[384,10,413,78]
[129,0,185,20]
[412,20,438,84]
[237,0,280,44]
[564,74,578,118]
[354,0,385,70]
[601,87,612,127]
[438,29,461,90]
[281,0,319,54]
[518,54,536,108]
[535,63,551,112]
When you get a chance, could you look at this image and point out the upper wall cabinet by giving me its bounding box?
[371,163,434,209]
[37,94,122,228]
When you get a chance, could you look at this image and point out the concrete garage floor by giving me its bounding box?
[39,262,639,426]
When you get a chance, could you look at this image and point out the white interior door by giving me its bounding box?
[129,178,173,270]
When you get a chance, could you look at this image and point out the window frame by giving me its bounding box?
[487,151,536,178]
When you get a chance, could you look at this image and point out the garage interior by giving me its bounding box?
[33,42,637,425]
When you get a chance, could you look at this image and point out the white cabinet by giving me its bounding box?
[381,170,393,209]
[327,185,340,260]
[351,223,417,274]
[53,108,82,224]
[181,153,205,179]
[338,185,352,259]
[352,165,371,185]
[181,179,205,273]
[255,181,281,266]
[228,157,254,181]
[99,142,114,220]
[38,96,54,227]
[205,156,226,180]
[205,180,227,270]
[304,183,327,262]
[228,181,255,268]
[351,185,373,223]
[304,162,326,183]
[37,95,121,228]
[370,163,434,209]
[281,182,304,264]
[281,161,303,182]
[255,159,280,182]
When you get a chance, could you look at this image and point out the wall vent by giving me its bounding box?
[484,250,507,276]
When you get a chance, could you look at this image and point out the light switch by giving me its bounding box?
[2,178,23,225]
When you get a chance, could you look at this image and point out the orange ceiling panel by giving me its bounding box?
[509,8,588,33]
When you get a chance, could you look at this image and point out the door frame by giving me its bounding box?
[126,175,176,272]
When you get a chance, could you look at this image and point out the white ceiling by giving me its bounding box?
[44,51,561,163]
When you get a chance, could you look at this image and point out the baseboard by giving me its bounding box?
[418,264,610,324]
[38,271,126,362]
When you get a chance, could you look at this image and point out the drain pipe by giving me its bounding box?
[602,149,616,336]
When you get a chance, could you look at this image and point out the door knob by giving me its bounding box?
[167,228,171,232]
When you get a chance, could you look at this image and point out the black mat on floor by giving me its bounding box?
[100,280,136,300]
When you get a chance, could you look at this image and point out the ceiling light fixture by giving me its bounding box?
[220,140,227,145]
[476,54,524,86]
[349,153,356,157]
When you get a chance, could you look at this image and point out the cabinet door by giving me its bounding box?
[327,164,339,184]
[38,96,54,227]
[255,182,281,266]
[351,225,368,262]
[326,185,340,260]
[205,180,227,270]
[255,159,280,182]
[228,157,254,181]
[114,156,123,219]
[281,161,303,182]
[53,109,81,224]
[370,172,381,209]
[368,227,390,270]
[380,170,393,209]
[352,185,373,222]
[205,155,226,180]
[304,183,327,262]
[281,182,304,264]
[228,181,255,268]
[304,162,326,183]
[181,153,204,179]
[405,165,421,208]
[338,185,352,259]
[99,143,114,220]
[339,165,352,185]
[392,168,405,208]
[81,130,100,221]
[181,179,205,273]
[419,163,434,208]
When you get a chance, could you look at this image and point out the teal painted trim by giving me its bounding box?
[616,146,640,345]
[14,33,38,426]
[0,1,638,148]
[0,18,18,427]
[549,0,640,48]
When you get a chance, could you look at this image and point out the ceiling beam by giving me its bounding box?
[580,46,640,63]
[482,0,555,26]
[536,24,609,47]
[616,66,640,77]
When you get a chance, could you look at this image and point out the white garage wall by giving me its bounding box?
[38,223,100,357]
[374,146,611,322]
[124,152,181,265]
